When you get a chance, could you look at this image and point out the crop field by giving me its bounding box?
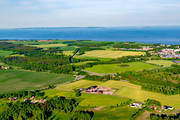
[85,62,159,74]
[146,60,175,67]
[50,80,180,108]
[0,50,13,57]
[93,106,138,120]
[79,50,146,58]
[79,94,130,107]
[29,43,67,48]
[63,51,74,56]
[55,80,102,91]
[0,70,74,93]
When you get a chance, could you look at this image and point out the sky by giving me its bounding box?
[0,0,180,28]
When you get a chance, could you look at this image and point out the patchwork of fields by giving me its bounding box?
[47,80,180,108]
[0,70,74,93]
[85,62,159,74]
[79,50,146,58]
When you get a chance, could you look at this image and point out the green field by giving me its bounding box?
[146,60,175,67]
[48,80,180,108]
[0,50,13,57]
[85,62,159,74]
[29,43,67,48]
[0,70,74,93]
[93,106,138,120]
[79,50,146,58]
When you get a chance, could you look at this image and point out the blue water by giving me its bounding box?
[0,27,180,44]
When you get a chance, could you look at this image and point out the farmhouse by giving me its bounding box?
[130,102,143,109]
[157,48,180,59]
[81,86,115,95]
[164,105,174,110]
[0,66,10,70]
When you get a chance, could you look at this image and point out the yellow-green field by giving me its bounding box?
[63,51,74,56]
[46,80,180,108]
[55,80,102,91]
[29,43,67,48]
[79,50,146,58]
[146,60,175,67]
[0,50,13,57]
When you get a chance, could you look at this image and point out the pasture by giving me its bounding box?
[93,106,138,120]
[0,70,74,93]
[85,62,159,74]
[49,80,180,108]
[79,94,130,107]
[0,50,13,57]
[146,60,175,67]
[30,43,67,48]
[79,50,145,58]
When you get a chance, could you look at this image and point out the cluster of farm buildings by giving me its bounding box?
[156,49,180,59]
[115,46,153,51]
[130,102,174,112]
[80,86,115,95]
[8,96,46,104]
[0,65,10,70]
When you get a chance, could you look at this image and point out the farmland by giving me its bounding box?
[85,62,159,74]
[0,50,13,57]
[79,50,146,58]
[47,80,180,108]
[29,43,67,48]
[0,70,74,93]
[93,106,138,120]
[146,60,175,67]
[101,80,180,108]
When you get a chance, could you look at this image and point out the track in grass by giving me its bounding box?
[0,70,74,93]
[85,62,159,74]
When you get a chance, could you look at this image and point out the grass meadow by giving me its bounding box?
[146,60,175,67]
[85,62,159,74]
[93,106,138,120]
[0,70,74,93]
[29,43,67,48]
[46,80,180,108]
[0,50,13,57]
[79,50,146,58]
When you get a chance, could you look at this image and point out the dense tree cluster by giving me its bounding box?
[150,113,180,120]
[1,54,76,73]
[0,42,44,56]
[0,96,94,120]
[0,90,44,99]
[113,44,141,49]
[119,65,180,95]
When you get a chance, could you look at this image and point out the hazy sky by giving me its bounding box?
[0,0,180,28]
